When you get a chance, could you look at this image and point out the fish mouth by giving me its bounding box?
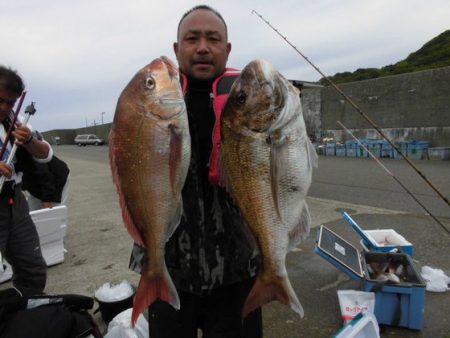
[159,93,184,105]
[159,98,185,105]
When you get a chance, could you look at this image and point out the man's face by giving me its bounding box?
[174,9,231,81]
[0,87,19,122]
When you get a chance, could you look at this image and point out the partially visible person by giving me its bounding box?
[129,5,262,338]
[21,132,70,211]
[0,65,53,296]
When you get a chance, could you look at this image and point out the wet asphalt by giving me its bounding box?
[1,145,449,337]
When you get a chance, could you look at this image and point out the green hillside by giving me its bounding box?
[319,29,450,85]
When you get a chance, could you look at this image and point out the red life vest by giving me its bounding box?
[180,68,240,185]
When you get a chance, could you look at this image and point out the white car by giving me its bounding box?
[74,134,104,146]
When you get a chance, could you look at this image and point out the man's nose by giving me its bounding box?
[196,38,210,53]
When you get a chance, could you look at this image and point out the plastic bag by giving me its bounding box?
[421,266,450,292]
[337,290,375,324]
[104,308,149,338]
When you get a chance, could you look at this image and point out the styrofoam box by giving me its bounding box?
[31,205,68,266]
[1,206,68,284]
[362,229,413,255]
[341,211,413,256]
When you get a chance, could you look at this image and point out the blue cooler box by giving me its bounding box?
[341,211,413,256]
[315,225,426,330]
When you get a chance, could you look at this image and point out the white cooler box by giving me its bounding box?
[32,205,68,266]
[0,205,68,284]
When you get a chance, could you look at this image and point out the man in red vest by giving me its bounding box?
[129,5,262,338]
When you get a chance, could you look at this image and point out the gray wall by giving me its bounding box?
[320,66,450,146]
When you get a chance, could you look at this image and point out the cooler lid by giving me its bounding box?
[316,225,364,279]
[340,211,377,247]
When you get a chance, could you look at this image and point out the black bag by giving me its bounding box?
[0,289,102,338]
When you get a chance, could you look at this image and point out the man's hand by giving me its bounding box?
[12,122,33,146]
[12,122,50,160]
[0,161,13,178]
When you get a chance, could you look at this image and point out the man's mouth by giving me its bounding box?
[192,60,213,66]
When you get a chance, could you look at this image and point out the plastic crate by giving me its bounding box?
[367,140,382,158]
[356,140,369,158]
[407,141,429,160]
[395,141,411,159]
[336,144,346,157]
[326,143,336,156]
[380,141,395,158]
[345,141,358,157]
[428,147,450,160]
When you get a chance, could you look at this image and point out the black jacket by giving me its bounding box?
[20,152,69,203]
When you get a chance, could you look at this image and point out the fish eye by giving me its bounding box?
[236,91,247,105]
[146,76,156,89]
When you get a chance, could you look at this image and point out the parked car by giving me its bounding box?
[74,134,104,146]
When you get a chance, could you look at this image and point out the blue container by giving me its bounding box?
[367,140,382,158]
[326,143,336,156]
[345,140,358,157]
[356,139,369,158]
[335,144,346,157]
[395,141,411,159]
[381,141,395,158]
[407,140,429,160]
[315,226,426,330]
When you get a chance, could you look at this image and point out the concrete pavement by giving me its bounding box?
[1,146,449,337]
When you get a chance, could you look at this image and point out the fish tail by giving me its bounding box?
[131,265,180,326]
[242,274,304,319]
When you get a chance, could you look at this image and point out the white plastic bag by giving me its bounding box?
[104,308,149,338]
[337,290,375,324]
[421,266,450,292]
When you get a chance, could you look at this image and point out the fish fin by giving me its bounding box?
[166,200,183,240]
[109,133,145,246]
[242,274,304,319]
[131,264,180,327]
[306,137,318,169]
[270,136,287,222]
[169,123,183,195]
[287,202,311,251]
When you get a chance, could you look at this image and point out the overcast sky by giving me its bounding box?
[2,0,449,132]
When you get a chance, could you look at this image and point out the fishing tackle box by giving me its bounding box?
[314,225,426,330]
[341,211,414,256]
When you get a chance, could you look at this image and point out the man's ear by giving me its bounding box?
[226,43,232,60]
[173,42,179,56]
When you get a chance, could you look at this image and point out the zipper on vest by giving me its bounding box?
[208,92,216,167]
[209,92,214,109]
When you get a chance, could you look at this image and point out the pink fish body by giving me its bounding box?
[109,56,190,325]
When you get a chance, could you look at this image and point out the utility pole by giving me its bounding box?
[101,111,105,125]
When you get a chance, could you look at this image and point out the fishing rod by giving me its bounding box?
[0,102,37,193]
[251,10,450,209]
[0,91,26,161]
[337,121,450,235]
